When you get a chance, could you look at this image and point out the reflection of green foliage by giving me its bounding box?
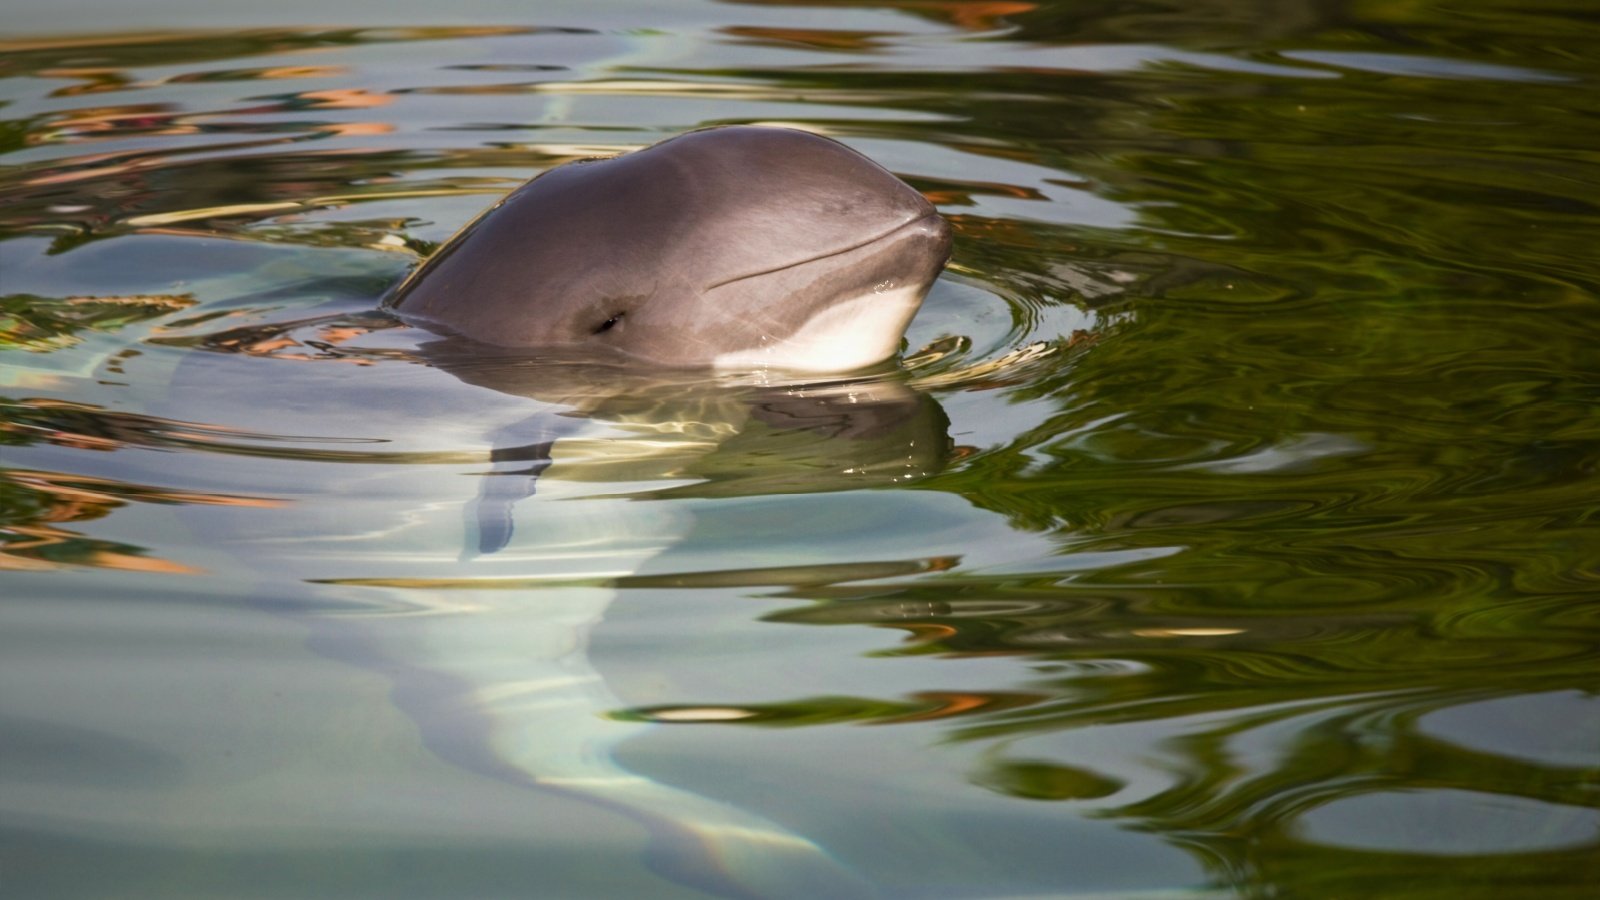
[623,695,922,726]
[0,454,268,571]
[0,27,545,79]
[0,468,142,570]
[1,293,195,351]
[0,469,60,524]
[972,758,1124,801]
[1125,687,1600,899]
[662,8,1600,893]
[0,526,150,570]
[0,116,32,157]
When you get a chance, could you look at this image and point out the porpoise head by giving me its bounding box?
[387,125,951,372]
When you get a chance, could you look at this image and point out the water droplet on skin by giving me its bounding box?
[873,280,894,294]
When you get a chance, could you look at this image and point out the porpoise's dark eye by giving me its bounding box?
[594,313,623,335]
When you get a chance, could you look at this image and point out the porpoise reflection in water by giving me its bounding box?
[173,126,954,897]
[311,365,951,900]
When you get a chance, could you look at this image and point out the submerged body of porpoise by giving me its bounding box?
[388,124,952,373]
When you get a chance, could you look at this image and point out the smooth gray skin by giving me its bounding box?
[387,125,952,371]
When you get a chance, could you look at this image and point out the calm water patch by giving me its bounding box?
[3,1,1598,898]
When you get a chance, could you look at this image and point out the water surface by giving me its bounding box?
[3,1,1599,898]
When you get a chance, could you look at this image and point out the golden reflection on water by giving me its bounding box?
[0,467,277,572]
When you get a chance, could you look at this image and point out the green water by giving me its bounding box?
[3,1,1598,898]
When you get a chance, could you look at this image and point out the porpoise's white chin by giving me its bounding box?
[712,284,924,374]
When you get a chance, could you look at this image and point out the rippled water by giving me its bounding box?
[4,2,1599,898]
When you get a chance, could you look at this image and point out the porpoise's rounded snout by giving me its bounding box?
[387,125,952,373]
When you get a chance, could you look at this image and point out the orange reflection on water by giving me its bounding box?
[898,621,961,644]
[938,1,1037,30]
[167,64,348,83]
[879,690,1044,723]
[42,63,349,99]
[729,1,1037,32]
[923,181,1048,206]
[294,88,393,110]
[719,26,891,51]
[188,316,406,365]
[22,154,144,186]
[33,105,190,143]
[0,524,201,574]
[38,68,132,97]
[8,468,282,511]
[320,121,396,137]
[0,470,276,574]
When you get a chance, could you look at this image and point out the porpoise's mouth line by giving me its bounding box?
[705,212,944,291]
